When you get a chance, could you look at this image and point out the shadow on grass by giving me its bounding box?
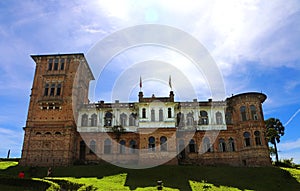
[1,163,300,191]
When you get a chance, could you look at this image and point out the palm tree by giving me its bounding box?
[265,118,285,163]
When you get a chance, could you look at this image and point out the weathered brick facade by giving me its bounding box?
[20,53,271,167]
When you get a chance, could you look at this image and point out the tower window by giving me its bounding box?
[44,84,49,96]
[151,109,155,122]
[168,108,172,118]
[228,138,235,151]
[199,110,209,125]
[250,105,258,120]
[53,58,59,70]
[189,139,196,153]
[148,136,155,151]
[91,114,97,126]
[240,106,247,121]
[60,58,65,70]
[243,132,251,147]
[129,113,136,126]
[219,138,226,152]
[81,114,88,126]
[120,113,127,126]
[48,59,53,70]
[159,109,163,121]
[216,111,223,125]
[142,108,146,118]
[56,84,61,96]
[254,131,262,145]
[104,112,113,126]
[50,84,55,96]
[160,136,167,151]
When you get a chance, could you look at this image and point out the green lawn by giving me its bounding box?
[1,161,300,191]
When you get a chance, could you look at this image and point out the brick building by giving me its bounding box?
[20,53,271,167]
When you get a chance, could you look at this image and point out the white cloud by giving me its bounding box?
[278,138,300,151]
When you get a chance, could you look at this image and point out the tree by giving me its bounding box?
[265,118,285,163]
[110,125,126,141]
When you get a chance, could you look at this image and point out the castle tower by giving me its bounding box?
[20,53,94,166]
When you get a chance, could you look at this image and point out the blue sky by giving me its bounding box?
[0,0,300,163]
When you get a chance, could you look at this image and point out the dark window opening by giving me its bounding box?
[44,84,49,96]
[228,138,235,151]
[219,138,226,152]
[240,106,247,121]
[60,58,65,70]
[254,131,262,145]
[119,140,126,154]
[168,108,172,118]
[148,136,155,152]
[203,137,211,152]
[50,84,55,96]
[250,105,258,120]
[89,140,96,154]
[54,58,59,70]
[160,136,167,151]
[104,112,113,126]
[189,139,196,153]
[243,132,251,147]
[56,84,61,96]
[48,59,53,70]
[142,108,146,118]
[129,140,137,154]
[129,113,136,126]
[199,110,209,125]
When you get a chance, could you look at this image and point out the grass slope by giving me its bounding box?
[1,162,300,191]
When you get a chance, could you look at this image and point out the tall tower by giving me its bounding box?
[20,53,94,166]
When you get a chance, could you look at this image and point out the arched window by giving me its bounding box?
[104,112,113,126]
[254,131,262,145]
[159,109,163,121]
[91,114,97,126]
[129,140,137,154]
[79,141,86,160]
[45,132,51,135]
[104,139,112,154]
[240,106,247,121]
[203,137,211,152]
[119,140,126,154]
[142,108,146,118]
[160,136,167,151]
[216,112,223,125]
[250,105,258,120]
[81,114,88,126]
[44,83,49,96]
[178,139,186,159]
[129,113,136,126]
[89,140,96,154]
[56,84,61,96]
[199,110,209,125]
[177,112,185,127]
[55,132,61,135]
[189,139,196,153]
[228,138,235,152]
[243,132,251,147]
[50,83,55,96]
[225,111,232,124]
[168,108,172,118]
[36,132,41,135]
[186,112,194,126]
[148,136,155,151]
[151,109,155,122]
[120,113,127,127]
[219,138,226,152]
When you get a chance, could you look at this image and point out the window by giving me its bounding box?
[48,59,53,70]
[119,140,126,154]
[56,84,61,96]
[55,132,61,135]
[50,84,55,96]
[54,58,59,70]
[159,109,163,121]
[199,110,209,125]
[168,108,172,118]
[104,112,113,126]
[216,112,223,125]
[44,84,49,96]
[151,109,155,122]
[120,113,127,126]
[203,137,211,152]
[225,111,232,124]
[129,140,137,154]
[254,131,262,145]
[36,132,41,135]
[142,108,146,118]
[60,58,65,70]
[243,132,251,147]
[228,138,235,151]
[189,139,196,153]
[129,113,136,126]
[81,114,88,126]
[91,114,97,126]
[45,132,51,135]
[240,106,247,121]
[250,105,258,120]
[160,136,167,151]
[176,112,185,127]
[104,139,112,154]
[186,112,194,126]
[89,140,96,154]
[148,136,155,151]
[219,138,226,152]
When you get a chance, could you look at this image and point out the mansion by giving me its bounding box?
[20,53,271,167]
